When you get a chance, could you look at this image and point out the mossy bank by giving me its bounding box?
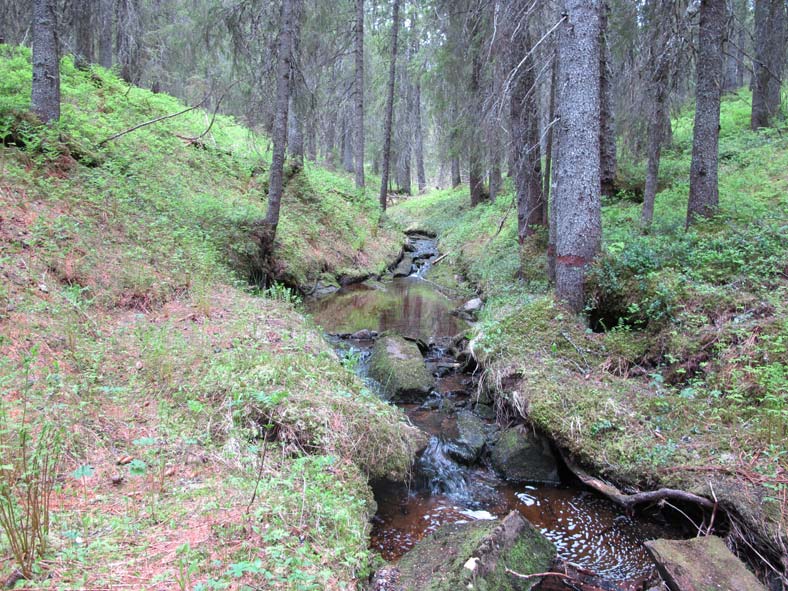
[389,88,788,583]
[0,46,420,589]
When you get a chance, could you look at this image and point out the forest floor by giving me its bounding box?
[388,90,788,585]
[0,47,423,590]
[2,44,787,591]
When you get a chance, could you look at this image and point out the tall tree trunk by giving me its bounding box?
[512,23,544,243]
[74,0,93,66]
[288,95,304,166]
[379,0,401,212]
[31,0,60,124]
[543,48,557,227]
[413,69,427,192]
[324,112,337,167]
[451,156,461,187]
[117,0,141,84]
[260,0,296,251]
[468,45,485,207]
[342,114,355,172]
[642,6,673,227]
[554,0,602,312]
[751,0,786,128]
[98,0,113,69]
[354,0,365,188]
[599,1,617,197]
[723,0,741,92]
[687,0,725,226]
[547,49,560,282]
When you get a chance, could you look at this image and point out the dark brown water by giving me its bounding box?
[309,237,681,587]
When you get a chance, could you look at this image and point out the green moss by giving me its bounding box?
[368,335,434,400]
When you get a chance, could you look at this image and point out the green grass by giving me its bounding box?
[390,88,788,556]
[0,44,419,589]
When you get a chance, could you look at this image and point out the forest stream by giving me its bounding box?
[308,233,687,590]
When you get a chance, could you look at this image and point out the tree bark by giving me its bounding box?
[98,0,113,69]
[342,114,355,173]
[543,48,557,228]
[751,0,786,128]
[413,47,427,194]
[74,0,93,66]
[260,0,296,250]
[687,0,725,226]
[31,0,60,124]
[354,0,366,188]
[599,1,617,197]
[468,43,485,207]
[288,96,304,166]
[379,0,401,212]
[451,156,461,187]
[511,22,544,243]
[117,0,141,84]
[642,6,674,227]
[554,0,602,312]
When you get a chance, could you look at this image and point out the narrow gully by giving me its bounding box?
[307,233,687,589]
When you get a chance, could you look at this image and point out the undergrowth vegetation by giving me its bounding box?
[0,46,419,589]
[390,89,788,562]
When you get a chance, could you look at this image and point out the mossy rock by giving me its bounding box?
[368,335,434,401]
[449,410,488,463]
[645,536,766,591]
[490,426,560,485]
[395,511,555,591]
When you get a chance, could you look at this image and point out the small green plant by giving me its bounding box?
[0,350,63,580]
[265,282,302,305]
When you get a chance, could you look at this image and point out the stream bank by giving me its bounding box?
[307,232,715,591]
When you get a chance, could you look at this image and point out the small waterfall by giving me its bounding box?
[416,437,470,500]
[407,236,439,279]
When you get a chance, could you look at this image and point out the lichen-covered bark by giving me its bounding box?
[554,0,602,312]
[687,0,724,225]
[31,0,60,124]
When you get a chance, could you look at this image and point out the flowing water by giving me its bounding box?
[308,234,683,588]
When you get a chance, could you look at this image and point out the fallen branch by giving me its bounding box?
[98,94,209,146]
[484,197,515,248]
[179,82,239,144]
[505,568,573,581]
[432,252,450,266]
[563,454,716,510]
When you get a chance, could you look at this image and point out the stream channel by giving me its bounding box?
[308,233,684,590]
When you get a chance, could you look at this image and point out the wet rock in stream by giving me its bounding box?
[372,510,555,591]
[368,335,434,401]
[490,426,560,485]
[645,536,767,591]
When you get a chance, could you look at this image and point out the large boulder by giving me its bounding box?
[389,510,555,591]
[490,426,560,485]
[645,536,766,591]
[369,335,434,401]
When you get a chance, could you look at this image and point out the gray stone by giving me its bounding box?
[391,510,555,591]
[393,255,414,277]
[368,335,434,401]
[490,426,560,485]
[645,536,766,591]
[463,297,483,313]
[447,411,487,463]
